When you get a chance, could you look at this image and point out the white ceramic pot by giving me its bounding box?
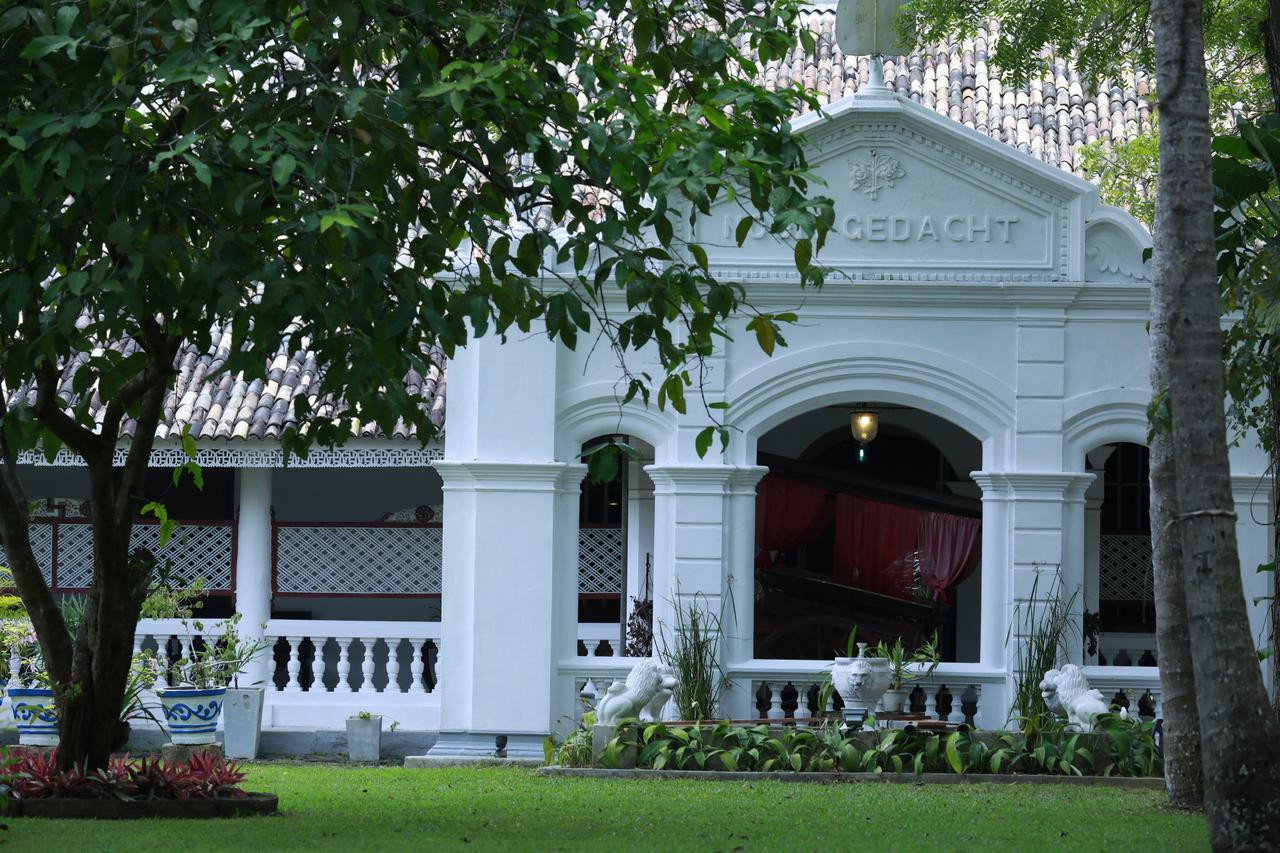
[882,687,910,714]
[158,687,227,745]
[346,715,382,762]
[223,687,265,759]
[8,687,59,746]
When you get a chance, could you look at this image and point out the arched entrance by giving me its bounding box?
[752,404,984,662]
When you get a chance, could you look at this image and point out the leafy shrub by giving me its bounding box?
[0,747,248,801]
[586,718,1159,777]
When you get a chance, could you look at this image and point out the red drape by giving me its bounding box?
[832,495,921,599]
[754,474,834,566]
[918,511,982,601]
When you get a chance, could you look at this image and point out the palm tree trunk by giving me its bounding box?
[1149,310,1204,809]
[1152,0,1280,843]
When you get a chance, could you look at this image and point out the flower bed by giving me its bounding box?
[0,748,277,819]
[551,714,1161,779]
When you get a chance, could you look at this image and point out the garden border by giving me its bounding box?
[4,792,279,819]
[537,767,1164,789]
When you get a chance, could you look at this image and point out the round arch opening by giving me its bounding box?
[752,403,984,663]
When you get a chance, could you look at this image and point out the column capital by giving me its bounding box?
[434,460,569,491]
[644,463,737,493]
[1230,474,1273,507]
[970,470,1095,500]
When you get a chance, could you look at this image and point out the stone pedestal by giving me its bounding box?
[161,742,223,765]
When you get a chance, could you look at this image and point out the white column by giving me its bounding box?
[721,466,768,719]
[970,473,1011,673]
[234,468,273,688]
[1083,447,1112,662]
[624,456,656,651]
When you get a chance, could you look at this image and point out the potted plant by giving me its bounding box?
[875,633,940,714]
[158,614,268,746]
[3,617,58,746]
[346,710,382,762]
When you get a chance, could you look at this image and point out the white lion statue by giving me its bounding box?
[1040,664,1110,732]
[594,658,679,726]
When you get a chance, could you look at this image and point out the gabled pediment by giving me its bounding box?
[691,88,1107,283]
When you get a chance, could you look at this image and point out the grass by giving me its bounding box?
[3,763,1207,851]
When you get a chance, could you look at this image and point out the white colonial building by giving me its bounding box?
[3,22,1273,758]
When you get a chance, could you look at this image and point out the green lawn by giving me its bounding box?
[4,763,1206,852]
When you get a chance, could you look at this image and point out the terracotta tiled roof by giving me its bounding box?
[4,319,446,443]
[760,13,1153,174]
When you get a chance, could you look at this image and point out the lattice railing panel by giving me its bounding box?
[0,524,54,585]
[276,525,442,594]
[579,527,624,595]
[55,523,233,590]
[1100,534,1153,602]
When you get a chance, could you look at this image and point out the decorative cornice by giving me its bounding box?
[970,470,1095,499]
[645,464,740,492]
[435,460,569,490]
[16,441,442,469]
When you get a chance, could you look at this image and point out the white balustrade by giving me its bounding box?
[577,622,624,657]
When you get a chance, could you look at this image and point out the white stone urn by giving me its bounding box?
[346,714,382,762]
[832,643,892,712]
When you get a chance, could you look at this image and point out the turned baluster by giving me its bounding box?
[284,636,303,692]
[581,679,598,713]
[767,683,785,720]
[947,686,964,724]
[309,637,326,692]
[794,682,812,723]
[408,639,427,693]
[154,635,170,690]
[386,638,403,693]
[432,642,441,689]
[925,686,939,720]
[359,638,377,693]
[585,641,601,657]
[335,637,353,693]
[8,644,22,688]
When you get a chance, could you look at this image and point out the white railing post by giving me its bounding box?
[309,637,326,692]
[284,637,302,693]
[8,645,22,688]
[925,687,938,719]
[386,638,402,693]
[795,682,811,723]
[360,638,377,693]
[335,637,353,693]
[409,639,426,694]
[767,683,785,720]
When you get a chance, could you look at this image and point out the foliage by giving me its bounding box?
[658,594,724,721]
[0,747,247,801]
[139,577,208,621]
[0,0,831,769]
[549,711,597,768]
[875,632,941,690]
[1007,569,1078,726]
[172,614,270,690]
[589,718,1158,777]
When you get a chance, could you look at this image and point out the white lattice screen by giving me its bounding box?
[1,521,231,590]
[56,523,234,590]
[275,525,443,594]
[578,527,624,595]
[0,524,54,584]
[1100,534,1153,602]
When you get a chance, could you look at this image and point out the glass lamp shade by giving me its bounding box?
[850,411,879,445]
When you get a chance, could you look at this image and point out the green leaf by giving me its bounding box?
[21,35,78,61]
[735,216,754,246]
[688,243,709,273]
[794,238,812,270]
[695,426,715,459]
[272,153,297,187]
[5,135,26,151]
[183,154,211,188]
[945,732,963,774]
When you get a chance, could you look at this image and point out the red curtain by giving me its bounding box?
[832,496,921,599]
[754,475,834,567]
[918,511,982,601]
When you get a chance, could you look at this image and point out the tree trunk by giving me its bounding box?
[1149,313,1204,808]
[1261,0,1280,110]
[1152,0,1280,844]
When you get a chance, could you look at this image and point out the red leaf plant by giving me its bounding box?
[0,747,248,800]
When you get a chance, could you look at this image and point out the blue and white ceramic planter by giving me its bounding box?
[158,687,227,745]
[8,687,59,747]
